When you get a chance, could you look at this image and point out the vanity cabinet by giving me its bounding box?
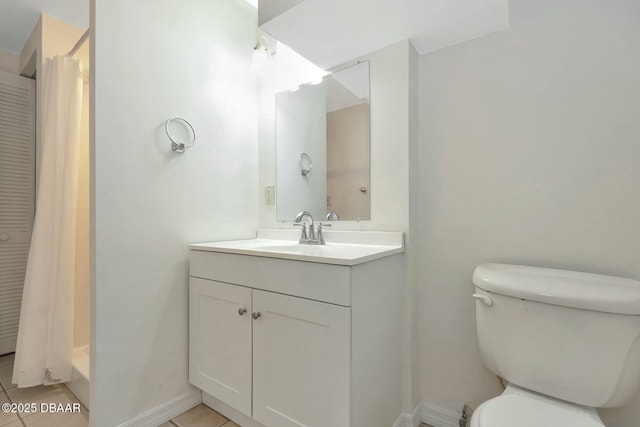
[189,238,403,427]
[190,278,350,426]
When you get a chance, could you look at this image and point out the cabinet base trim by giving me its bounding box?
[115,389,202,427]
[203,392,265,427]
[203,395,460,427]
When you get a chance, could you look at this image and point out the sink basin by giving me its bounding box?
[254,243,367,258]
[221,240,332,255]
[189,230,404,266]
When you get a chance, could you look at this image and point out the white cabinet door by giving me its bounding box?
[189,278,252,417]
[252,290,351,427]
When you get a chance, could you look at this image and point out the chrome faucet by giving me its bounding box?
[326,211,339,221]
[294,211,325,245]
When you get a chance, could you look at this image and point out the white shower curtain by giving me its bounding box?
[12,56,83,387]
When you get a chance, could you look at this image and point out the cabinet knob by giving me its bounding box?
[238,308,247,316]
[252,312,261,320]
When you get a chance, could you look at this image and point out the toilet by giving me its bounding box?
[471,263,640,427]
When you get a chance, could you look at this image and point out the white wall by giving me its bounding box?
[91,1,258,425]
[417,0,640,425]
[0,48,19,74]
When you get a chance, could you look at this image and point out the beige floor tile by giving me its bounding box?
[158,423,175,427]
[223,421,241,427]
[0,421,22,427]
[7,383,78,418]
[173,404,227,427]
[0,355,14,368]
[0,366,15,391]
[20,406,88,427]
[0,392,20,427]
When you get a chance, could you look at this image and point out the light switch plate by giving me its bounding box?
[265,185,275,205]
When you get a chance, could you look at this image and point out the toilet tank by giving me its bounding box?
[473,263,640,408]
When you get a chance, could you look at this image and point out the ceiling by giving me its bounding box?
[0,0,89,53]
[0,0,506,70]
[260,0,509,69]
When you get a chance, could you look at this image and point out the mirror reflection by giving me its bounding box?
[275,61,370,221]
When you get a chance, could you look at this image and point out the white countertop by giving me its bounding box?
[189,229,404,266]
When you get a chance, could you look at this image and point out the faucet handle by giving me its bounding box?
[316,223,326,245]
[298,223,308,243]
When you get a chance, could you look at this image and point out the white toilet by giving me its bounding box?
[471,263,640,427]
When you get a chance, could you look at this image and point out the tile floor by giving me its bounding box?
[161,404,432,427]
[2,352,434,427]
[160,404,239,427]
[1,353,236,427]
[1,353,88,427]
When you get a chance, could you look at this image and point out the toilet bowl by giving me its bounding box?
[471,385,604,427]
[471,263,640,427]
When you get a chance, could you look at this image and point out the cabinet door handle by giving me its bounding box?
[252,312,261,320]
[238,308,247,316]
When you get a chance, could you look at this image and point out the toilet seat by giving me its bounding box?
[471,393,605,427]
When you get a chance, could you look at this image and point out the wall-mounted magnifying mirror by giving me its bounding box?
[275,61,370,221]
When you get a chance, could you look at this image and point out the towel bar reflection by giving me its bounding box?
[299,152,312,176]
[165,118,196,153]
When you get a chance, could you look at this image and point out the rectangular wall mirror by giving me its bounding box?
[275,61,370,222]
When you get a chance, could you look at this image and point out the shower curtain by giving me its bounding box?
[12,56,83,387]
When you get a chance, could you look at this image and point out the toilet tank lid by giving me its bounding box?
[473,263,640,315]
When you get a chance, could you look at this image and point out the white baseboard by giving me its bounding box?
[116,388,202,427]
[393,402,423,427]
[421,402,461,427]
